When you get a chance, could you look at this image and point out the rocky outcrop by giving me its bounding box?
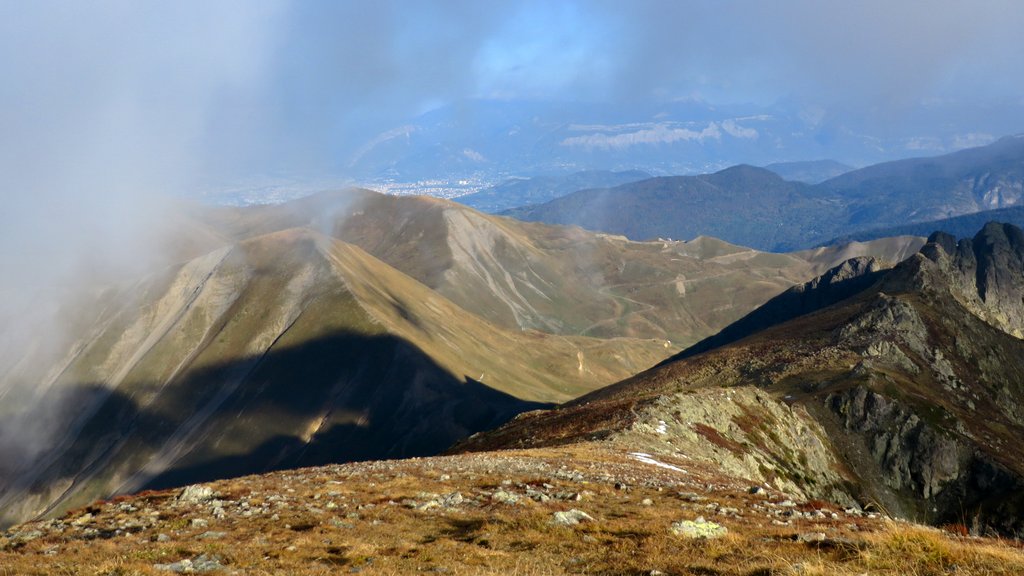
[827,388,964,503]
[468,222,1024,537]
[924,222,1024,338]
[825,386,1024,535]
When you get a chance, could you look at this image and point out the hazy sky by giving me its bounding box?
[3,1,1023,186]
[0,0,1023,300]
[266,0,1024,172]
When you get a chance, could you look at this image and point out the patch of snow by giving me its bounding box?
[655,420,668,435]
[629,452,687,474]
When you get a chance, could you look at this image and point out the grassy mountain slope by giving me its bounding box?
[0,228,670,526]
[6,443,1024,575]
[199,189,920,348]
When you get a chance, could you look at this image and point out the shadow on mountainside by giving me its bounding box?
[0,330,550,525]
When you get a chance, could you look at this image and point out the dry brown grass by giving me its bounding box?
[2,446,1023,575]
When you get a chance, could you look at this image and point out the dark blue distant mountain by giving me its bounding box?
[456,170,650,213]
[504,136,1024,251]
[828,206,1024,245]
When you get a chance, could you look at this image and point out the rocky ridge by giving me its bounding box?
[458,222,1024,536]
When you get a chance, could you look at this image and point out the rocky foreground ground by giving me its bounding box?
[2,444,1023,575]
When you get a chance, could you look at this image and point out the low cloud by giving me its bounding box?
[560,121,760,150]
[721,120,759,140]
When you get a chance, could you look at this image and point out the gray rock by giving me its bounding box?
[12,530,43,543]
[177,485,215,504]
[440,492,464,507]
[796,532,827,543]
[526,488,550,502]
[154,553,223,573]
[491,490,520,505]
[551,509,595,526]
[827,386,966,501]
[414,500,441,511]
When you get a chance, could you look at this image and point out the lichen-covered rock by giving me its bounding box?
[491,490,519,505]
[154,553,223,573]
[670,517,727,539]
[176,485,215,504]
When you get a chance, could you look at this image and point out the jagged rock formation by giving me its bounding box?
[458,222,1024,536]
[923,222,1024,337]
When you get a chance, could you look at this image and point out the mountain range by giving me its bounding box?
[0,189,924,527]
[2,216,1023,573]
[4,136,1024,575]
[504,135,1024,251]
[829,205,1024,245]
[456,169,650,213]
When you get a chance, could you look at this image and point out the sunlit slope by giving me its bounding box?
[202,189,923,347]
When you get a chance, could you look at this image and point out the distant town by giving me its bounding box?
[195,174,493,206]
